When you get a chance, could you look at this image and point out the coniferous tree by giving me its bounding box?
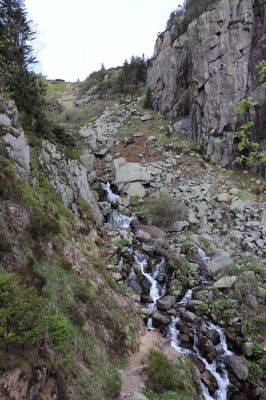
[0,0,48,133]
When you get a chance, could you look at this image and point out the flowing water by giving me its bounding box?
[108,211,134,229]
[132,251,166,330]
[103,182,233,400]
[101,182,119,203]
[169,249,232,400]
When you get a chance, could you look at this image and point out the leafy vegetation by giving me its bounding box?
[145,349,200,399]
[80,55,149,96]
[256,60,266,82]
[234,98,266,167]
[0,272,44,349]
[166,0,219,37]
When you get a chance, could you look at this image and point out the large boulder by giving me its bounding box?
[152,312,170,328]
[123,182,146,198]
[207,251,234,278]
[114,160,152,184]
[228,355,249,381]
[213,276,237,289]
[156,295,176,310]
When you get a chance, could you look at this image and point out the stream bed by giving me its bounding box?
[102,182,238,400]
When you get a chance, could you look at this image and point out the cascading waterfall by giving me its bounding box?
[101,182,119,203]
[108,211,134,229]
[133,252,166,330]
[169,248,233,400]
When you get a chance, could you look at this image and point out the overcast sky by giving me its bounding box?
[24,0,182,82]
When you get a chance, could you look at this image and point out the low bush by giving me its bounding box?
[30,210,61,239]
[0,273,44,349]
[146,349,180,393]
[105,373,121,398]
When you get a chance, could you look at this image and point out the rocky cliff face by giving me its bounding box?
[147,0,266,168]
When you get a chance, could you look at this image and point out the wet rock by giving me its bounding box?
[152,312,170,328]
[127,277,142,294]
[98,201,112,216]
[197,337,216,363]
[201,371,218,395]
[191,356,205,374]
[180,334,190,344]
[186,300,203,312]
[228,355,249,381]
[156,295,176,310]
[180,310,197,323]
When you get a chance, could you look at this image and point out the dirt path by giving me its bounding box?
[119,330,164,400]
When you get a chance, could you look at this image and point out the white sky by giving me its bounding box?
[24,0,183,82]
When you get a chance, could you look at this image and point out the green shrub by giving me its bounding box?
[105,374,121,398]
[74,281,91,303]
[116,238,132,248]
[48,314,72,353]
[249,362,262,377]
[30,210,61,239]
[0,273,44,349]
[146,349,179,393]
[256,60,266,81]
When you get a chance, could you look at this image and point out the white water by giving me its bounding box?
[134,252,166,329]
[197,246,211,265]
[169,247,232,400]
[101,182,119,203]
[108,211,134,229]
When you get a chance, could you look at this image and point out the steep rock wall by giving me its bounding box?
[147,0,266,167]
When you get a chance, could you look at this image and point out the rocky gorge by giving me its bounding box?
[0,0,265,398]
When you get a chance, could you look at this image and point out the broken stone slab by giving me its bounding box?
[213,276,237,289]
[114,162,152,184]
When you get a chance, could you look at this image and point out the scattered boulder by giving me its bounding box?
[114,161,152,184]
[207,251,234,278]
[152,312,170,328]
[228,356,249,381]
[230,200,245,214]
[213,276,237,289]
[156,295,176,310]
[123,182,146,198]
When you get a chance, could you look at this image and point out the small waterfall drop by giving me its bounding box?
[108,211,134,229]
[101,182,119,203]
[134,252,166,330]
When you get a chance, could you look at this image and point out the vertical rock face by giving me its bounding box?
[39,140,104,226]
[0,97,30,181]
[147,0,266,167]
